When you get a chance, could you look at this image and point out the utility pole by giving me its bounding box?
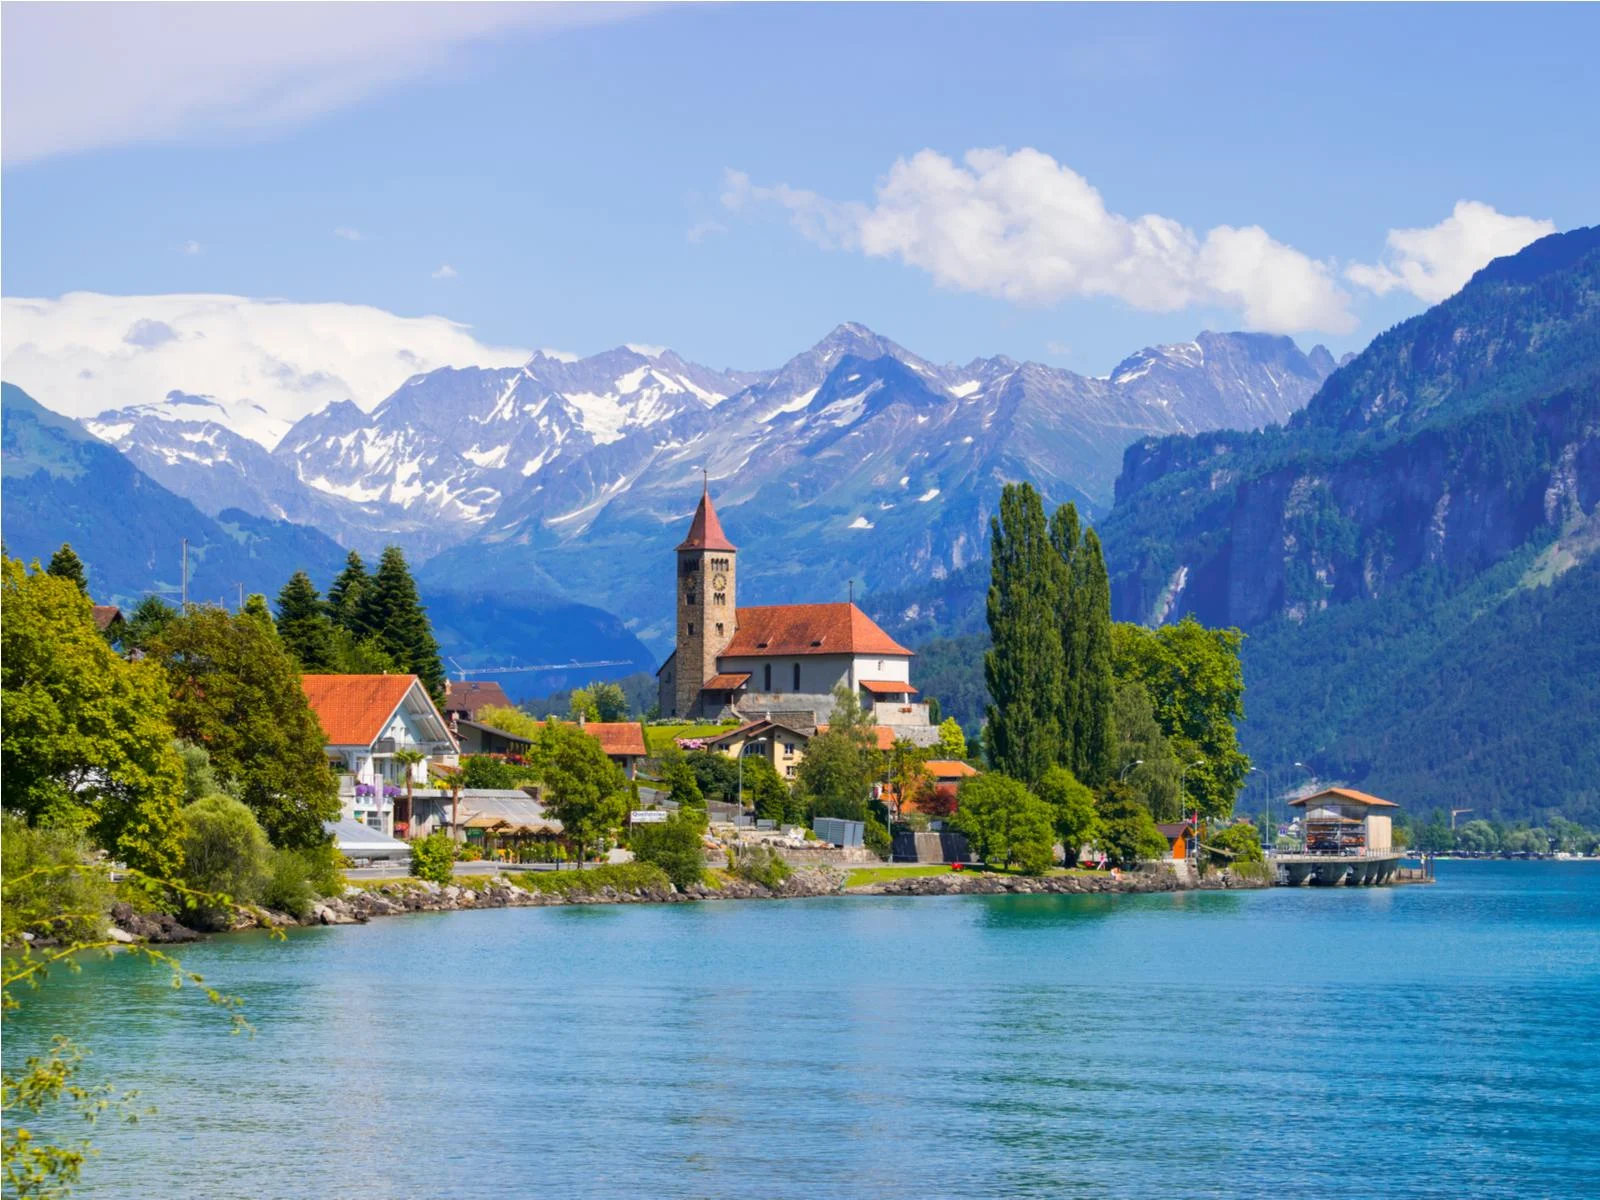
[237,582,244,612]
[180,538,188,609]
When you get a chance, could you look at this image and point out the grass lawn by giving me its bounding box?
[843,864,957,888]
[643,723,737,754]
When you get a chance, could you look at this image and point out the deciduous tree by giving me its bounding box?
[530,719,628,862]
[952,773,1056,873]
[1037,765,1099,860]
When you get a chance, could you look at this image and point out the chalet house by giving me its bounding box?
[705,717,816,780]
[443,680,513,722]
[566,719,648,780]
[301,674,458,835]
[655,486,938,746]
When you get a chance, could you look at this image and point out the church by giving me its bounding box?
[655,486,939,744]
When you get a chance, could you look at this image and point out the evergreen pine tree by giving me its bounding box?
[241,593,275,628]
[46,543,89,594]
[1071,529,1116,786]
[359,546,445,702]
[326,551,370,636]
[983,483,1065,785]
[275,571,339,672]
[1049,503,1083,772]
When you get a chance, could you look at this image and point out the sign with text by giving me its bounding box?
[630,810,668,824]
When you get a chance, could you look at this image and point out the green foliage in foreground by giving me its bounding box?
[1204,821,1266,869]
[952,774,1057,875]
[1,815,113,948]
[1095,783,1171,867]
[409,833,457,885]
[729,844,793,890]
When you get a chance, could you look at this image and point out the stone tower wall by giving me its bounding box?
[672,547,736,718]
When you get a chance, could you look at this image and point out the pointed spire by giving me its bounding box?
[677,479,736,552]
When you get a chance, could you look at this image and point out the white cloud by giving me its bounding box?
[0,293,529,447]
[431,264,459,280]
[1,3,646,164]
[725,148,1357,335]
[333,227,365,242]
[1346,201,1555,304]
[686,219,727,244]
[179,240,203,256]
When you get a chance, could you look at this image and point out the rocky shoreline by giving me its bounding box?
[107,865,1268,943]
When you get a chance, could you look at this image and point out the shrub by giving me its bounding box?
[1,814,114,946]
[516,862,670,897]
[409,832,456,884]
[864,815,892,862]
[1095,784,1170,867]
[179,794,271,928]
[730,844,792,890]
[1204,820,1266,870]
[629,811,707,889]
[261,849,318,920]
[457,844,485,862]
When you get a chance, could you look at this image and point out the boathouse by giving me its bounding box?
[1277,787,1403,885]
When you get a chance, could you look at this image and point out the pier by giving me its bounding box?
[1271,850,1405,886]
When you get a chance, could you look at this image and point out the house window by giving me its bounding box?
[763,663,772,690]
[784,742,796,755]
[785,765,796,779]
[793,662,801,690]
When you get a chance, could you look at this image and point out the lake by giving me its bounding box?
[6,861,1599,1199]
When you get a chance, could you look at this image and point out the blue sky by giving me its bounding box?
[4,2,1597,377]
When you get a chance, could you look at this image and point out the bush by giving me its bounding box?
[1204,820,1266,870]
[1095,784,1171,867]
[516,862,671,897]
[460,755,527,789]
[864,815,892,861]
[730,844,792,890]
[1,813,115,946]
[629,810,707,889]
[409,832,457,884]
[179,794,271,928]
[261,849,318,920]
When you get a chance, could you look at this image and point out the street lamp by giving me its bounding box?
[1179,758,1205,825]
[1119,759,1143,782]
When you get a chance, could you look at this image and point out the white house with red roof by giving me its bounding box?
[655,486,935,744]
[301,674,458,834]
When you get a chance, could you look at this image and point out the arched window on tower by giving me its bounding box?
[763,663,772,691]
[793,662,801,691]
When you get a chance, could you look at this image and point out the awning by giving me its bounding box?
[859,680,918,695]
[324,818,409,857]
[703,673,751,690]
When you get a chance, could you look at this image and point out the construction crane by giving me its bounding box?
[446,657,633,682]
[1451,807,1473,829]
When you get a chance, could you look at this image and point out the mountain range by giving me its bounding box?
[72,322,1335,650]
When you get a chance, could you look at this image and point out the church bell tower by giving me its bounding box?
[671,483,736,718]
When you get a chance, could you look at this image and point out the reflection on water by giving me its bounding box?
[5,862,1599,1199]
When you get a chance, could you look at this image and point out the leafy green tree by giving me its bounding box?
[275,571,339,671]
[1454,819,1500,855]
[240,593,274,627]
[1112,617,1250,818]
[589,681,629,721]
[629,809,706,889]
[175,740,228,804]
[326,550,370,635]
[1,558,186,875]
[151,605,339,851]
[936,716,968,760]
[1037,766,1099,860]
[739,755,792,824]
[459,755,518,789]
[122,594,178,653]
[985,484,1066,784]
[178,795,271,929]
[530,719,628,861]
[356,547,445,702]
[45,543,88,594]
[475,703,544,740]
[568,686,599,722]
[952,773,1055,872]
[686,748,740,804]
[1112,681,1181,819]
[1095,783,1172,866]
[885,738,930,820]
[658,746,705,809]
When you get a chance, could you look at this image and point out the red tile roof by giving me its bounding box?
[444,680,513,717]
[859,679,917,695]
[924,759,978,779]
[676,487,736,552]
[1288,787,1398,809]
[301,674,422,746]
[562,721,648,758]
[721,603,912,658]
[703,672,751,690]
[91,605,123,632]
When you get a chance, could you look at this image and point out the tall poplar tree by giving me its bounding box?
[276,571,339,671]
[358,546,445,702]
[45,543,89,595]
[1070,529,1116,786]
[983,483,1065,784]
[1049,503,1084,771]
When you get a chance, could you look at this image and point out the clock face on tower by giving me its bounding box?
[711,572,728,590]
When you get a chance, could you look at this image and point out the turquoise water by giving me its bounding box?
[6,861,1599,1198]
